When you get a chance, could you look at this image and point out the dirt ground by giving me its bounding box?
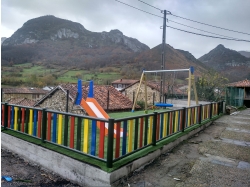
[1,148,80,187]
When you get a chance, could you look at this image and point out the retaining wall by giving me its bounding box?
[2,121,212,186]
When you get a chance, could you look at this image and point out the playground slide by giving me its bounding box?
[80,98,123,137]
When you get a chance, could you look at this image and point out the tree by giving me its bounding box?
[41,75,56,86]
[195,71,228,101]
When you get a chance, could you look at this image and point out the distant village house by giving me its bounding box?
[2,87,48,102]
[111,79,138,91]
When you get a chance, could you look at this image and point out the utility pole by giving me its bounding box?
[160,10,167,103]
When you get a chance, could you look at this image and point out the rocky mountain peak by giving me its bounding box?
[199,44,250,81]
[2,15,149,52]
[216,44,225,49]
[109,29,123,35]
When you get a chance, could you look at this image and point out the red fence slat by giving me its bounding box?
[47,112,51,141]
[99,121,105,158]
[115,122,121,158]
[70,116,75,149]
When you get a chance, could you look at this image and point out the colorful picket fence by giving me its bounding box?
[1,101,224,168]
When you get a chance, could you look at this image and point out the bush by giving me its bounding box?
[137,100,145,110]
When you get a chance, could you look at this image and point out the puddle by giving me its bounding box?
[237,161,250,170]
[226,127,250,133]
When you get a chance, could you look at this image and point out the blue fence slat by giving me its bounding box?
[91,120,96,156]
[11,106,14,129]
[33,110,37,136]
[122,120,127,155]
[52,113,57,143]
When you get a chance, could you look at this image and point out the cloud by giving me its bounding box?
[1,0,250,58]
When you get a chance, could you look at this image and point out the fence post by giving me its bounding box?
[152,112,157,146]
[182,107,186,132]
[220,101,223,114]
[107,118,114,168]
[199,104,203,124]
[210,102,213,119]
[41,108,47,143]
[4,103,8,130]
[64,115,69,146]
[217,102,220,116]
[222,100,225,114]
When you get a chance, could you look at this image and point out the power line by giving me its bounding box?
[115,0,162,18]
[138,0,162,11]
[166,25,250,42]
[115,0,250,41]
[136,0,250,36]
[170,14,250,36]
[168,20,239,40]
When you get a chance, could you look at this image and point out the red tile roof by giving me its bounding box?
[227,79,250,87]
[2,87,48,94]
[35,83,138,111]
[8,98,36,107]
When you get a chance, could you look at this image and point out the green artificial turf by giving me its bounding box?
[108,109,172,119]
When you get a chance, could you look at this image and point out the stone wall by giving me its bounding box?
[122,82,161,105]
[37,89,86,115]
[3,93,44,102]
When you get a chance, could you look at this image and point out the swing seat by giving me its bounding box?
[155,103,173,107]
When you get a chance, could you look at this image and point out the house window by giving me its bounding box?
[118,84,122,88]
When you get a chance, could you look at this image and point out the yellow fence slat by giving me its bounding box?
[29,109,33,135]
[14,107,18,130]
[83,119,89,153]
[194,108,197,124]
[128,120,133,152]
[148,116,153,143]
[175,111,178,132]
[57,114,63,144]
[163,113,167,137]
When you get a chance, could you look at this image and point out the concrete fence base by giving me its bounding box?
[1,121,212,186]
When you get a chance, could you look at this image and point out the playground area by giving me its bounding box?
[1,67,224,186]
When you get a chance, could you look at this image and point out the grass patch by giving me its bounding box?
[57,70,121,84]
[108,108,172,119]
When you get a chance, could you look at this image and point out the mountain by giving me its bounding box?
[1,15,209,81]
[238,51,250,58]
[130,44,208,78]
[1,15,149,67]
[1,37,7,44]
[199,44,250,81]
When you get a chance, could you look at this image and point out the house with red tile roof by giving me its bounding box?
[111,79,139,91]
[226,79,250,107]
[34,83,137,114]
[2,87,48,102]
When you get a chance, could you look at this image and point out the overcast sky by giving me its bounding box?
[1,0,250,58]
